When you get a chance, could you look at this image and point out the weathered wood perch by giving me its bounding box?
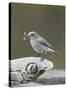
[9,57,65,87]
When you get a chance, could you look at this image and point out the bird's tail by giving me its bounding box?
[53,49,59,55]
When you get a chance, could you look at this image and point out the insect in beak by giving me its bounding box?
[23,32,28,40]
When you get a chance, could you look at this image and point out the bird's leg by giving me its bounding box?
[35,53,41,57]
[35,53,44,62]
[40,57,44,62]
[40,51,46,62]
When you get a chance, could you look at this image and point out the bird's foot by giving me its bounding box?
[35,53,41,57]
[40,57,44,62]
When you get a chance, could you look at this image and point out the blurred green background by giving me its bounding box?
[10,3,65,69]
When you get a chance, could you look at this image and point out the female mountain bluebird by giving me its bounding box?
[24,31,57,60]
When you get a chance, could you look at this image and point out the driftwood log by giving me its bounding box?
[9,57,65,87]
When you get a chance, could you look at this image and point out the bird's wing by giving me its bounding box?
[38,36,53,49]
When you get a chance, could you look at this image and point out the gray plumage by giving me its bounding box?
[27,31,57,55]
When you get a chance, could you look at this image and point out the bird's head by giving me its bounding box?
[28,31,39,39]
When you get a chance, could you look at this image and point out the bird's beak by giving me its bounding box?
[27,34,29,38]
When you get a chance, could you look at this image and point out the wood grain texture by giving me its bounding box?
[9,57,65,87]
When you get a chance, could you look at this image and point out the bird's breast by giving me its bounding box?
[30,39,43,53]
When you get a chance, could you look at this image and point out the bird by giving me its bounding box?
[24,31,58,61]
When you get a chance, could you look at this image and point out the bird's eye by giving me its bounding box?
[31,34,34,36]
